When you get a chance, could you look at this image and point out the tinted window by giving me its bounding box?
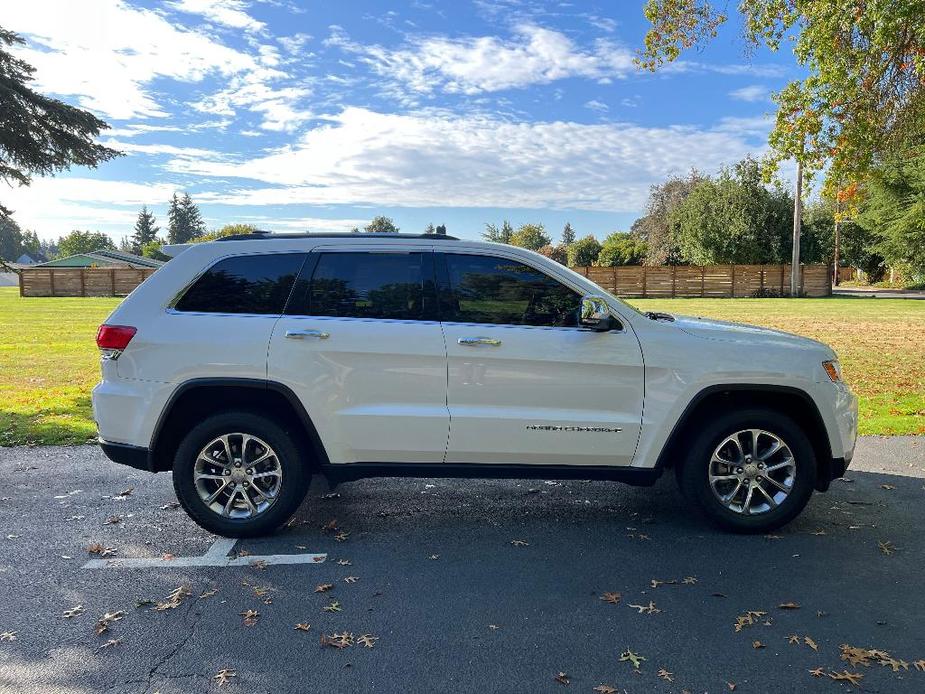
[291,252,429,320]
[175,253,305,314]
[443,254,581,327]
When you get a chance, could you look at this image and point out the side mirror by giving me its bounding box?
[579,295,613,331]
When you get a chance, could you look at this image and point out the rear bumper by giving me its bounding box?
[99,440,153,472]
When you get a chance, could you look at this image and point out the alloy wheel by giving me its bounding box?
[193,433,283,519]
[707,428,796,516]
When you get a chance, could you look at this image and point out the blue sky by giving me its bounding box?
[6,0,797,244]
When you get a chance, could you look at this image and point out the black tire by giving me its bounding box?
[675,408,816,533]
[172,411,309,538]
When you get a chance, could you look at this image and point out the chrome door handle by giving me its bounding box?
[458,337,502,346]
[285,329,330,340]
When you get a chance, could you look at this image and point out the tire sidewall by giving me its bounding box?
[172,411,309,538]
[679,409,816,533]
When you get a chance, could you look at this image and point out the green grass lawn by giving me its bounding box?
[0,286,922,445]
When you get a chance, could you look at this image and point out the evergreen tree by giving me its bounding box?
[0,28,121,222]
[482,220,514,243]
[167,193,181,244]
[435,224,447,235]
[424,223,435,235]
[561,222,576,246]
[167,193,206,243]
[131,205,159,253]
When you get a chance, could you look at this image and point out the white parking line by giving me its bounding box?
[82,537,327,569]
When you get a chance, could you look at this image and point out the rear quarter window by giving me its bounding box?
[174,253,306,314]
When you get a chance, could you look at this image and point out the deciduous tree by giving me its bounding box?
[365,215,399,233]
[509,223,551,251]
[597,232,648,266]
[567,235,602,267]
[56,230,115,258]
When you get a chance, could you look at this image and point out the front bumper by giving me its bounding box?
[99,439,153,472]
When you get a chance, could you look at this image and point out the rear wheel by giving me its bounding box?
[172,411,309,537]
[676,409,816,533]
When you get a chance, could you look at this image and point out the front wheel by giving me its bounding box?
[172,411,309,537]
[676,409,816,533]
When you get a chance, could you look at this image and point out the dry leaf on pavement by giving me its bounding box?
[63,605,84,619]
[592,686,617,694]
[357,634,378,648]
[878,540,896,556]
[553,671,569,685]
[778,602,800,609]
[628,601,660,615]
[511,539,529,546]
[808,667,825,677]
[334,531,350,542]
[657,668,673,682]
[0,632,16,641]
[344,576,359,583]
[294,623,311,631]
[213,669,236,686]
[752,641,765,649]
[804,636,819,651]
[314,583,334,593]
[828,670,864,686]
[323,601,342,612]
[600,592,622,605]
[97,638,121,650]
[241,609,259,627]
[153,585,191,611]
[619,649,646,669]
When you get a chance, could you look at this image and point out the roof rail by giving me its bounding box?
[215,231,460,241]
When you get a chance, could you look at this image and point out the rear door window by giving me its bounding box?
[174,253,306,314]
[287,252,435,320]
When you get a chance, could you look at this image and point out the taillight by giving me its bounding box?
[96,324,136,360]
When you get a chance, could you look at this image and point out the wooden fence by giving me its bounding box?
[17,263,832,299]
[571,264,832,298]
[18,267,158,297]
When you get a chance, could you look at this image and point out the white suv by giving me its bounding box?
[92,232,857,537]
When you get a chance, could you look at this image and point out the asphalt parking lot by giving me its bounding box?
[0,437,923,694]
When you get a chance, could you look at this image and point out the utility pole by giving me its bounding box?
[790,158,803,297]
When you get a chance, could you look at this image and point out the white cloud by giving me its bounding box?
[167,0,266,32]
[278,33,313,54]
[729,84,770,102]
[6,1,259,120]
[666,61,787,78]
[191,77,314,132]
[100,140,223,159]
[332,24,635,95]
[166,107,771,212]
[584,100,609,113]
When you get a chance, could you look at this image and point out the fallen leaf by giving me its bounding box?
[334,531,350,542]
[97,638,121,650]
[511,539,529,546]
[199,589,218,599]
[117,487,134,497]
[336,559,352,566]
[600,592,622,605]
[913,660,925,672]
[357,634,378,648]
[344,576,359,584]
[828,670,863,687]
[619,649,646,670]
[657,668,674,682]
[241,609,259,627]
[428,554,439,560]
[488,624,501,630]
[727,683,736,691]
[153,585,191,611]
[0,632,16,641]
[321,631,354,649]
[733,610,767,632]
[102,515,122,526]
[94,611,125,635]
[811,529,827,536]
[63,605,84,619]
[879,656,909,672]
[323,601,342,613]
[592,686,617,694]
[752,640,765,649]
[87,543,116,557]
[553,671,569,685]
[787,634,801,644]
[778,602,800,610]
[682,576,697,585]
[804,636,818,651]
[650,579,677,588]
[808,667,825,677]
[160,501,180,510]
[878,540,896,556]
[161,553,175,561]
[322,519,338,533]
[251,559,268,570]
[629,601,660,615]
[294,623,311,632]
[315,583,334,593]
[213,669,236,686]
[880,484,895,490]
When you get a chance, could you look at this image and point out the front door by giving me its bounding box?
[439,251,644,467]
[268,247,449,465]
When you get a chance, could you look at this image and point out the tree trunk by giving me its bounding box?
[790,160,803,297]
[833,218,840,286]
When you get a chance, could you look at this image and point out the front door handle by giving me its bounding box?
[458,337,502,346]
[285,329,330,340]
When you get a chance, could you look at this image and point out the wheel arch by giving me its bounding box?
[654,385,834,491]
[149,378,329,473]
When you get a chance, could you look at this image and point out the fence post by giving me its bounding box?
[700,266,705,297]
[780,265,785,295]
[800,264,805,296]
[641,266,647,298]
[110,269,116,296]
[671,265,676,298]
[18,271,24,297]
[80,270,86,297]
[612,265,617,294]
[759,266,765,294]
[730,265,736,297]
[49,269,55,297]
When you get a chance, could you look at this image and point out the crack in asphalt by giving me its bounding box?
[142,597,205,694]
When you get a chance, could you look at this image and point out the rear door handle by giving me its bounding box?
[458,337,502,346]
[285,329,330,340]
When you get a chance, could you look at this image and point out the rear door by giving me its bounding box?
[268,246,450,465]
[439,250,645,467]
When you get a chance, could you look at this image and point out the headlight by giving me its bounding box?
[822,360,842,383]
